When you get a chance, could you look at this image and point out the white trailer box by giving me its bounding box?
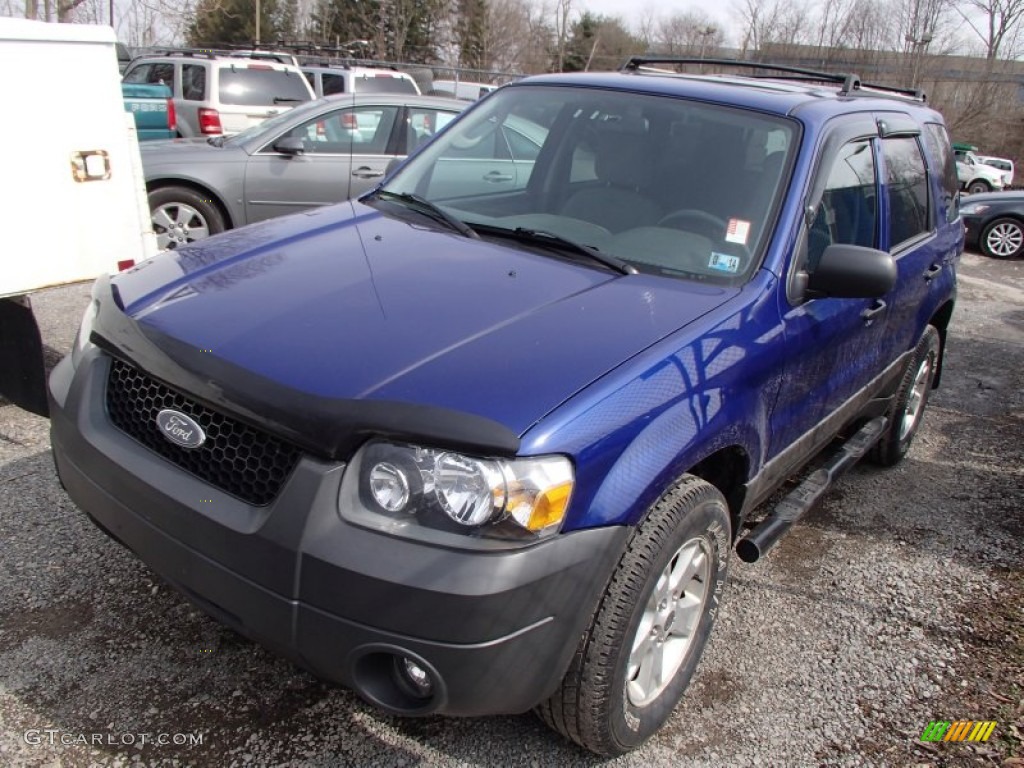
[0,19,157,415]
[0,18,156,297]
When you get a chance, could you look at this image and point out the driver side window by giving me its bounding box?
[807,140,878,271]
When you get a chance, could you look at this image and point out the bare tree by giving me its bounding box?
[554,0,572,70]
[655,11,725,56]
[735,0,810,56]
[957,0,1024,57]
[482,0,553,73]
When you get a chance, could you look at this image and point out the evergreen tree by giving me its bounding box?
[456,0,488,69]
[188,0,299,46]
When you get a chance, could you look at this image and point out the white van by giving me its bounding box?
[431,79,498,101]
[0,18,156,416]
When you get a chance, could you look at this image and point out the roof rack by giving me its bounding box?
[619,57,926,102]
[132,46,300,66]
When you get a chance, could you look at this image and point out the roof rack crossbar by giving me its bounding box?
[620,56,925,100]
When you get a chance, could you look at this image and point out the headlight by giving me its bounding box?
[339,440,574,546]
[960,203,990,216]
[70,299,99,367]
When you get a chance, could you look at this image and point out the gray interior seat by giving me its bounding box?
[561,134,661,233]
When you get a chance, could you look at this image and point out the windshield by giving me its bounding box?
[380,85,797,283]
[226,99,325,144]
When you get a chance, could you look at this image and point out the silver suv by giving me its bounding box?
[123,52,315,137]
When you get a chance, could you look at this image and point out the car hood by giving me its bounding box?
[103,202,738,451]
[962,191,1024,207]
[141,137,248,164]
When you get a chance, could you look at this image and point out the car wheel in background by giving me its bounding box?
[149,186,226,250]
[967,180,991,195]
[980,217,1024,259]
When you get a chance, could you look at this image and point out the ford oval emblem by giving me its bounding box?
[156,409,206,449]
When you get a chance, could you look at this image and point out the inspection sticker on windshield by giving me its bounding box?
[725,218,751,245]
[709,252,740,273]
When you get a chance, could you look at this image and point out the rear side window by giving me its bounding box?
[218,68,312,106]
[354,75,418,94]
[923,124,960,223]
[182,65,206,101]
[322,73,346,96]
[125,63,176,91]
[882,137,930,248]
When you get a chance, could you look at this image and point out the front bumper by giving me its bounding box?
[50,349,628,716]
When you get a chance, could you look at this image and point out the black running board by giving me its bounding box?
[736,416,887,563]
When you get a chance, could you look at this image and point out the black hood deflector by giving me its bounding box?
[90,275,521,459]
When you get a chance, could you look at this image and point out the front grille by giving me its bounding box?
[105,359,301,505]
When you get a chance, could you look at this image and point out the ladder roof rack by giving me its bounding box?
[619,57,925,102]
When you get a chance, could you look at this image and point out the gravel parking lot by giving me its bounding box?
[0,251,1021,768]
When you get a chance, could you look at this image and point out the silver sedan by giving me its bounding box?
[142,94,467,249]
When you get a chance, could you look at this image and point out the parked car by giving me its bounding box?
[122,51,314,137]
[431,79,499,101]
[140,94,464,250]
[51,60,961,756]
[977,155,1015,188]
[962,191,1024,258]
[955,148,1008,193]
[301,65,420,98]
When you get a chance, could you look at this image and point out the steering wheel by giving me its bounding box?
[657,209,728,240]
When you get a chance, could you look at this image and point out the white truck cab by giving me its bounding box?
[955,149,1008,194]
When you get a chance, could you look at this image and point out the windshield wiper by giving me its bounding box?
[476,225,637,276]
[372,190,479,239]
[206,136,227,147]
[273,97,304,103]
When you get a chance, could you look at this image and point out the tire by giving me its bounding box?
[967,180,991,195]
[870,325,940,467]
[149,186,226,250]
[979,217,1024,259]
[536,475,731,756]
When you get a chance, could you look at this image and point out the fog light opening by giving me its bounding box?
[350,648,445,714]
[394,655,434,700]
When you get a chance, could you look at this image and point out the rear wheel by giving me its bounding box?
[870,325,940,467]
[149,186,226,250]
[536,475,731,756]
[980,217,1024,259]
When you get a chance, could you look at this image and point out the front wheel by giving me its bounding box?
[980,217,1024,259]
[149,186,226,250]
[967,180,992,195]
[870,325,940,467]
[536,475,731,756]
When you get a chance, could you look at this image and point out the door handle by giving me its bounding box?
[924,264,942,282]
[483,171,514,183]
[352,167,385,179]
[860,300,886,325]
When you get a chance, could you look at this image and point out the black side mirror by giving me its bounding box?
[807,243,896,298]
[274,137,305,155]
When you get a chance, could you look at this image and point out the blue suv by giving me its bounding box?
[49,59,961,755]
